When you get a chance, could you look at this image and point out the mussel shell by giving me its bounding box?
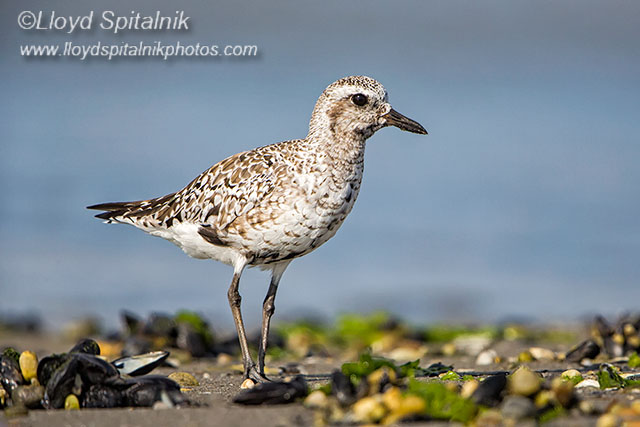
[330,370,356,406]
[69,339,101,355]
[176,323,208,357]
[37,354,68,387]
[565,339,600,363]
[0,354,25,393]
[43,353,121,409]
[122,375,187,407]
[471,373,507,407]
[83,384,123,408]
[232,376,307,405]
[111,351,169,376]
[121,310,143,335]
[143,313,177,338]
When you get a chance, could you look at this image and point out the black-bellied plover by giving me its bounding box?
[88,76,427,384]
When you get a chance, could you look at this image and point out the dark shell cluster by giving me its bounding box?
[1,339,187,412]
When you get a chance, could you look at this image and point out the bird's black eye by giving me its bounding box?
[351,93,368,106]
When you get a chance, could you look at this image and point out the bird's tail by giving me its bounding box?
[87,192,176,224]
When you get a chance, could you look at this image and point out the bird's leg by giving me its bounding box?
[258,278,279,377]
[226,268,258,381]
[257,262,289,379]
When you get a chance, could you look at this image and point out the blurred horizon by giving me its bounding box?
[1,0,639,331]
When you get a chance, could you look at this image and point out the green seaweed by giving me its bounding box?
[423,325,498,343]
[597,364,640,389]
[334,312,392,348]
[561,373,584,386]
[629,352,640,369]
[406,378,477,423]
[539,405,566,424]
[1,348,20,365]
[440,370,461,381]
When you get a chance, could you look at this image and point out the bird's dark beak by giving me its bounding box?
[382,108,428,135]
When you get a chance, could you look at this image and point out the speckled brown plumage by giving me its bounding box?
[88,75,427,383]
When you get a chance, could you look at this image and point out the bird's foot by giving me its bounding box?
[245,365,272,384]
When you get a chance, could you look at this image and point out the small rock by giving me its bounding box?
[351,396,386,424]
[18,351,38,383]
[64,394,80,410]
[551,377,574,408]
[575,379,600,389]
[168,372,199,387]
[529,347,556,361]
[240,378,255,389]
[471,373,507,407]
[441,342,456,356]
[460,379,479,399]
[382,395,426,425]
[534,390,554,409]
[304,390,328,409]
[508,366,541,396]
[11,384,44,409]
[551,377,575,407]
[454,335,492,356]
[475,409,502,425]
[501,395,536,420]
[561,369,583,381]
[476,349,498,366]
[596,413,622,427]
[517,351,534,363]
[381,386,402,411]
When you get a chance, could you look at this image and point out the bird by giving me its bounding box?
[88,75,427,384]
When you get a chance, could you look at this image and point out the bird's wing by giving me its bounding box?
[88,144,287,244]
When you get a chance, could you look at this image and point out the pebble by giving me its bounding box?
[11,384,44,409]
[441,342,456,356]
[387,345,428,362]
[453,335,492,356]
[64,394,80,410]
[351,396,386,424]
[168,372,199,387]
[460,379,479,399]
[303,390,328,409]
[475,409,503,425]
[575,379,600,389]
[529,347,556,361]
[476,349,498,366]
[381,386,402,412]
[534,390,554,408]
[18,351,38,383]
[217,353,233,365]
[561,369,583,381]
[471,373,507,407]
[518,351,534,363]
[551,377,574,407]
[508,367,541,396]
[240,378,255,389]
[501,395,536,420]
[596,413,622,427]
[382,395,426,424]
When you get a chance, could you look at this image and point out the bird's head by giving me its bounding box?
[309,76,427,140]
